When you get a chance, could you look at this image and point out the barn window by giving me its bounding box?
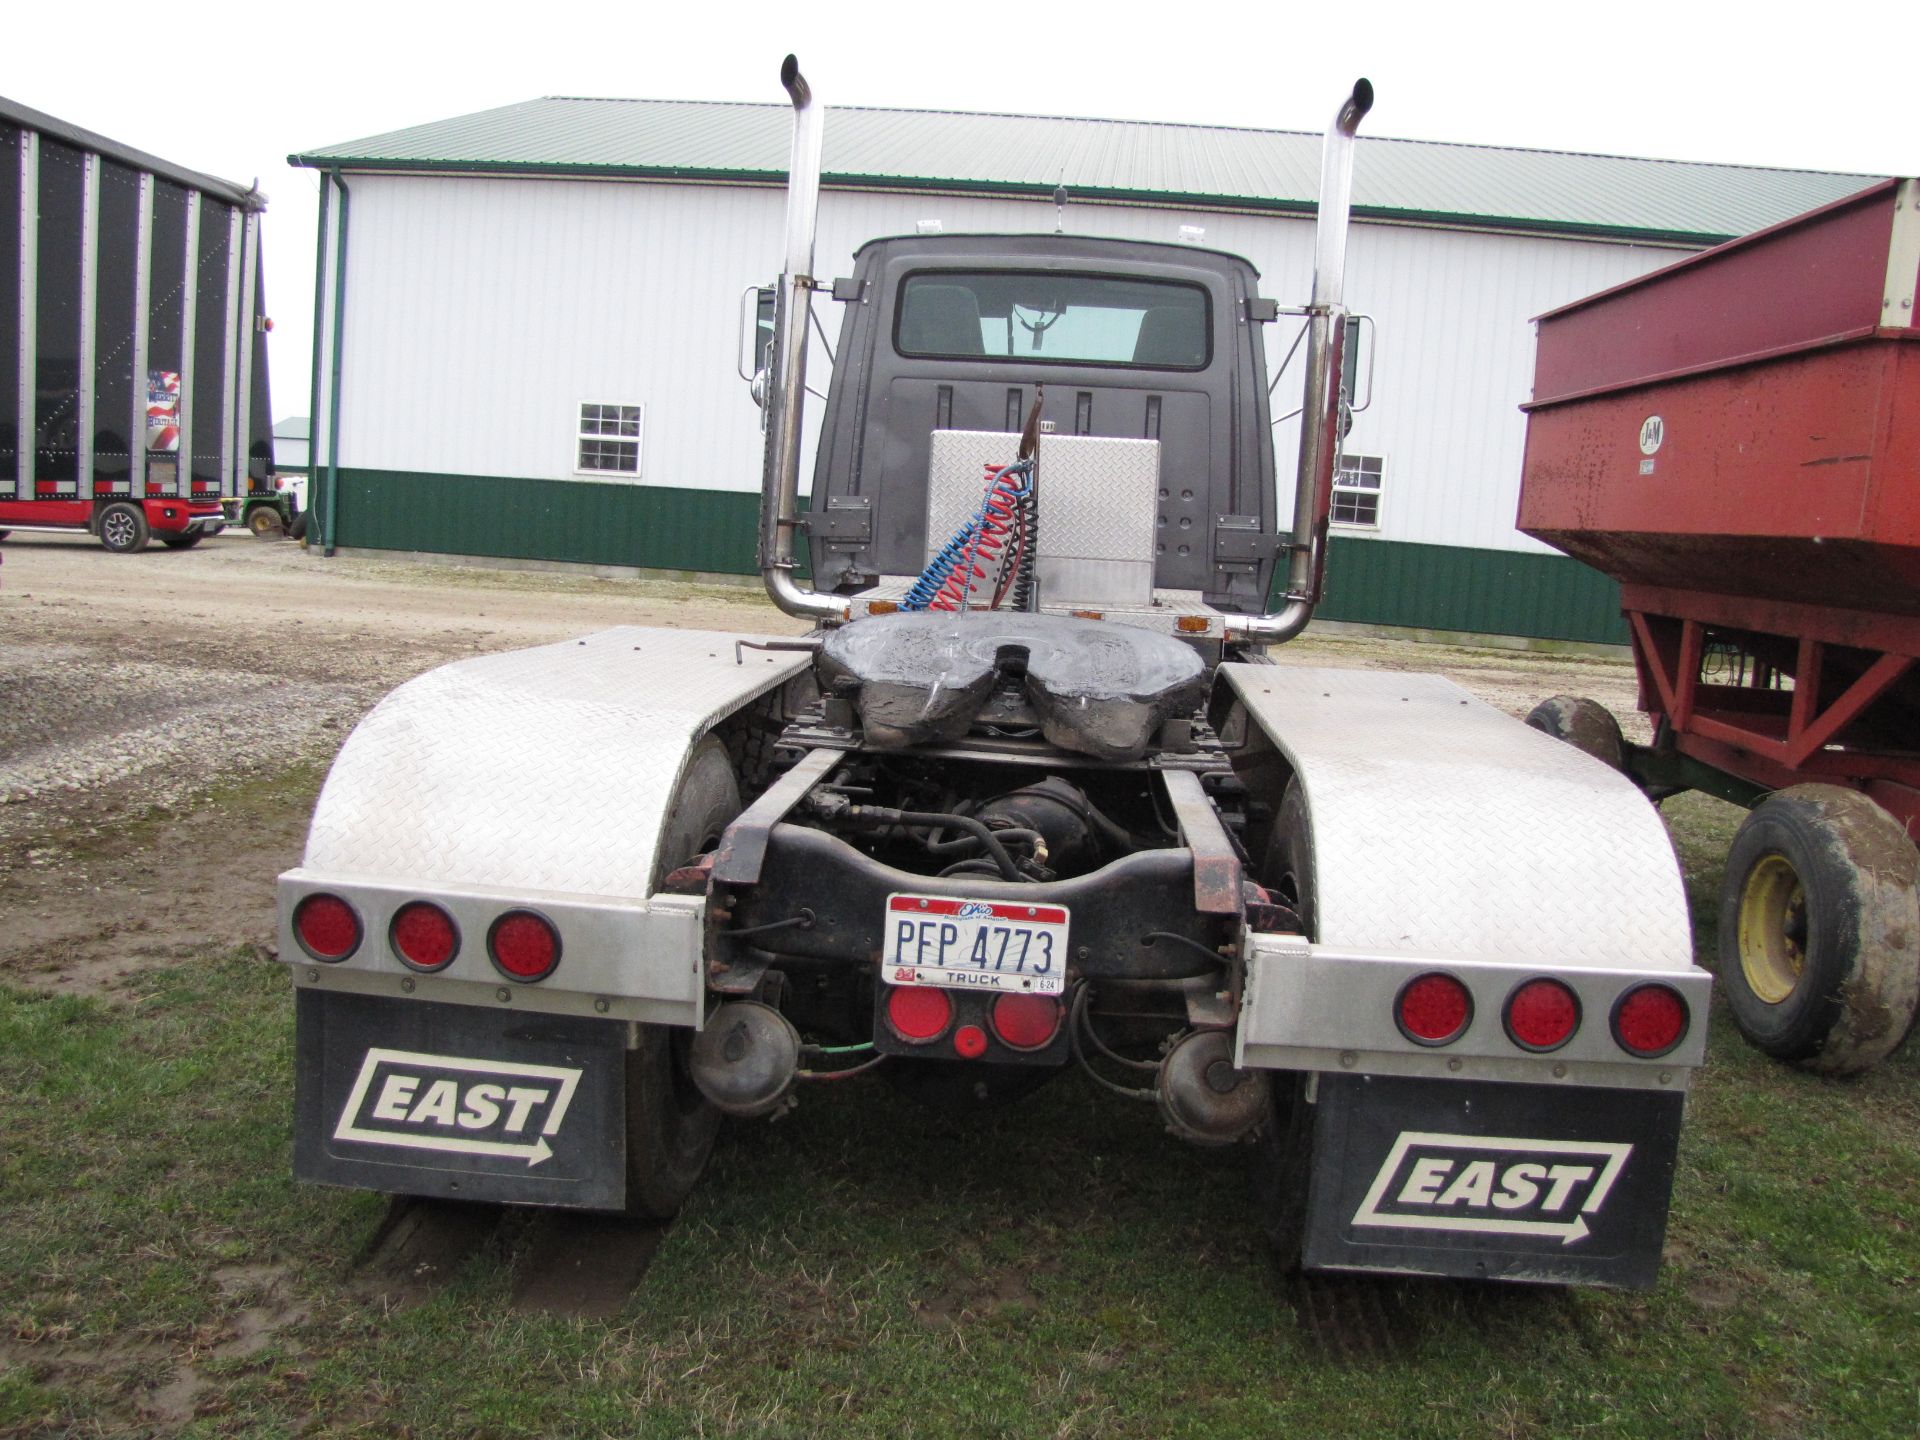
[576,402,643,476]
[1330,454,1382,528]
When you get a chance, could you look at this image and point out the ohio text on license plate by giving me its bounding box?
[884,894,1069,995]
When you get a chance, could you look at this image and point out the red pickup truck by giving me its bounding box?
[0,496,226,553]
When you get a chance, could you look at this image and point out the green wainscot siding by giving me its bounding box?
[320,470,1627,644]
[325,468,764,574]
[1318,534,1628,646]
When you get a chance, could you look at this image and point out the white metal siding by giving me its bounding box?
[328,175,1681,555]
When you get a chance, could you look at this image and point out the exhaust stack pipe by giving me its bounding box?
[1228,79,1373,646]
[758,55,849,622]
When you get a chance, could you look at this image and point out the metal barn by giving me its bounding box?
[291,97,1872,643]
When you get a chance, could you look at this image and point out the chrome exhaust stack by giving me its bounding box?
[1228,78,1373,646]
[758,55,849,622]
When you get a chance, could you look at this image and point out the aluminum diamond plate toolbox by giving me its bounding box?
[927,430,1159,607]
[302,627,810,899]
[1219,664,1693,971]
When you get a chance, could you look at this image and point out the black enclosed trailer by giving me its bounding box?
[1,96,280,552]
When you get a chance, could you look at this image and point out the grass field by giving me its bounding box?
[1,792,1917,1438]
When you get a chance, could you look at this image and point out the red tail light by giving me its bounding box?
[391,901,459,972]
[1396,972,1473,1045]
[953,1024,989,1059]
[885,985,953,1043]
[488,911,560,982]
[1613,984,1689,1058]
[1505,978,1580,1052]
[294,893,360,962]
[990,993,1062,1050]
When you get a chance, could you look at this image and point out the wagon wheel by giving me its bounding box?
[1251,779,1318,1268]
[624,737,738,1219]
[1717,784,1920,1075]
[1524,695,1626,772]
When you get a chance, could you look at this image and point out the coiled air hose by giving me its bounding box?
[902,458,1035,612]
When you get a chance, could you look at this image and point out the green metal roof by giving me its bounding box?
[290,97,1880,246]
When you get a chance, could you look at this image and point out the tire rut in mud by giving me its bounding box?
[1284,1270,1576,1364]
[353,1196,670,1319]
[1284,1272,1415,1365]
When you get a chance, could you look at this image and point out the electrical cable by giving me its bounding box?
[863,807,1024,880]
[1078,991,1162,1073]
[1068,984,1158,1100]
[1142,930,1231,969]
[938,858,1004,878]
[796,1054,887,1082]
[902,459,1034,612]
[722,909,816,939]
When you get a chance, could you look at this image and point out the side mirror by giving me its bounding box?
[750,368,769,410]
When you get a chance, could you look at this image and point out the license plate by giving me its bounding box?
[883,894,1069,995]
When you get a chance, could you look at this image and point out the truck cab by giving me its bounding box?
[805,234,1283,631]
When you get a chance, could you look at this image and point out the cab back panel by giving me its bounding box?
[807,235,1277,608]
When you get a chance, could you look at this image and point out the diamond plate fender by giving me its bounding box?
[279,627,810,1019]
[1218,665,1707,1084]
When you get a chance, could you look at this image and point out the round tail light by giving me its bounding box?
[1396,972,1473,1045]
[953,1024,989,1059]
[1613,984,1689,1058]
[990,993,1062,1050]
[391,901,459,972]
[293,894,360,961]
[1505,978,1581,1052]
[885,985,953,1043]
[488,910,560,982]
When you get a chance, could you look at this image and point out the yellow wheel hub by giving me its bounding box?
[1737,853,1808,1006]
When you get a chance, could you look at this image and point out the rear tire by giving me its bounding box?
[98,502,149,554]
[1254,780,1320,1267]
[624,737,740,1219]
[624,1027,724,1220]
[1718,784,1920,1074]
[1524,695,1626,772]
[288,512,309,541]
[1251,1072,1316,1265]
[1262,780,1318,940]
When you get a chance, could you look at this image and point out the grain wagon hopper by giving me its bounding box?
[1520,178,1920,1073]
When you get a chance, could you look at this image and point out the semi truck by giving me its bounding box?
[278,60,1706,1290]
[1,97,275,552]
[1519,176,1920,1077]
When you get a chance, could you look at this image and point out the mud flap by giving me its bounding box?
[294,990,628,1210]
[1303,1073,1683,1289]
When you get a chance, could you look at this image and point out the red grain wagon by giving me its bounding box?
[1518,177,1920,1074]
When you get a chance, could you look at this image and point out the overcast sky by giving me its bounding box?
[8,0,1915,423]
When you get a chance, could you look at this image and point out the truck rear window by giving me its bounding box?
[895,272,1210,369]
